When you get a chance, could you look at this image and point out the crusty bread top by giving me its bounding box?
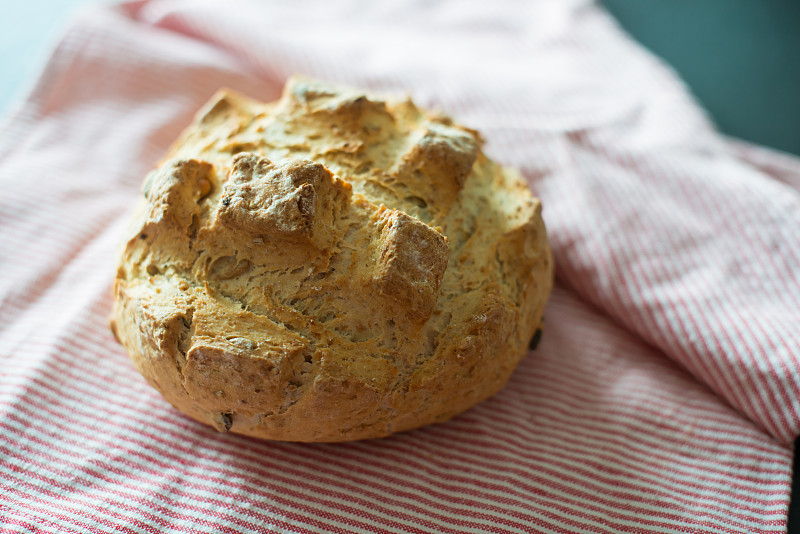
[113,77,552,441]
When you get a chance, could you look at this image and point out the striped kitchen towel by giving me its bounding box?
[1,0,798,532]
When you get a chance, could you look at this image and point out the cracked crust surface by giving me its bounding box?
[111,77,553,442]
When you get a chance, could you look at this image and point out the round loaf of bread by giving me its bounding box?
[111,77,553,442]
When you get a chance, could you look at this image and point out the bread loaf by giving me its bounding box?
[111,77,553,441]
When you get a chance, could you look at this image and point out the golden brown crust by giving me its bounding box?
[112,77,553,442]
[373,209,449,321]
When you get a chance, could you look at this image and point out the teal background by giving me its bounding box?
[0,0,113,116]
[603,0,800,156]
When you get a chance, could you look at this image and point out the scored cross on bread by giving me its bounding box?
[111,77,553,441]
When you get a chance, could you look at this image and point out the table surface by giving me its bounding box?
[2,0,798,530]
